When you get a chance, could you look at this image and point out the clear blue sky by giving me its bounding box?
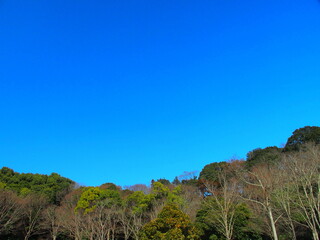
[0,0,319,187]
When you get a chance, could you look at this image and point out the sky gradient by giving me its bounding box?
[1,0,320,186]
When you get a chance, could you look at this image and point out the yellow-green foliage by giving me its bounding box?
[168,185,183,206]
[75,187,122,214]
[152,182,184,206]
[125,190,155,214]
[20,187,32,197]
[152,182,170,199]
[140,203,200,240]
[0,182,6,189]
[75,187,107,213]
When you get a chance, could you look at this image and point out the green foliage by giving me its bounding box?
[125,190,155,214]
[168,185,184,206]
[232,204,263,240]
[181,177,198,187]
[152,182,170,199]
[172,176,181,185]
[75,187,121,214]
[246,146,282,169]
[140,203,200,240]
[199,162,234,196]
[0,167,14,177]
[76,187,104,213]
[156,178,171,185]
[199,162,227,182]
[196,198,261,240]
[284,126,320,152]
[0,182,6,189]
[20,187,32,197]
[151,182,184,206]
[0,167,74,204]
[124,183,186,223]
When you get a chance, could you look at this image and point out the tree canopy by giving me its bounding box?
[245,146,282,168]
[0,167,74,203]
[139,203,200,240]
[284,126,320,152]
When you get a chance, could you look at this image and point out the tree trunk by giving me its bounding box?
[267,206,278,240]
[312,231,319,240]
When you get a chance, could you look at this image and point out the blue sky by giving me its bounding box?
[0,0,320,187]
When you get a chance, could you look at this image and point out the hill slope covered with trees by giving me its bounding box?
[1,126,320,240]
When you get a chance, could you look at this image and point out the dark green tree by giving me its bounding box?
[199,162,228,183]
[284,126,320,152]
[156,178,171,186]
[246,146,282,169]
[172,177,181,185]
[199,161,241,196]
[181,177,198,187]
[196,198,263,240]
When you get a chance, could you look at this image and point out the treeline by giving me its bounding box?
[0,126,320,240]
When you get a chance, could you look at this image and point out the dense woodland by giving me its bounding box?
[1,126,320,240]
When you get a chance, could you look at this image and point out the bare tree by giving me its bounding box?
[203,161,241,240]
[128,212,145,240]
[118,207,132,240]
[180,184,202,221]
[42,205,62,240]
[149,200,165,221]
[118,205,147,240]
[124,184,151,194]
[283,144,320,240]
[86,201,120,240]
[238,163,281,240]
[0,189,23,235]
[59,192,86,240]
[22,194,48,240]
[178,170,199,182]
[272,163,298,240]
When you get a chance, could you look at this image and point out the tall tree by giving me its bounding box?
[42,205,63,240]
[0,189,23,236]
[59,189,85,240]
[22,194,48,240]
[123,191,155,239]
[282,144,320,239]
[201,162,241,240]
[284,126,320,152]
[238,163,281,240]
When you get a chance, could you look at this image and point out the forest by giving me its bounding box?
[0,126,320,240]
